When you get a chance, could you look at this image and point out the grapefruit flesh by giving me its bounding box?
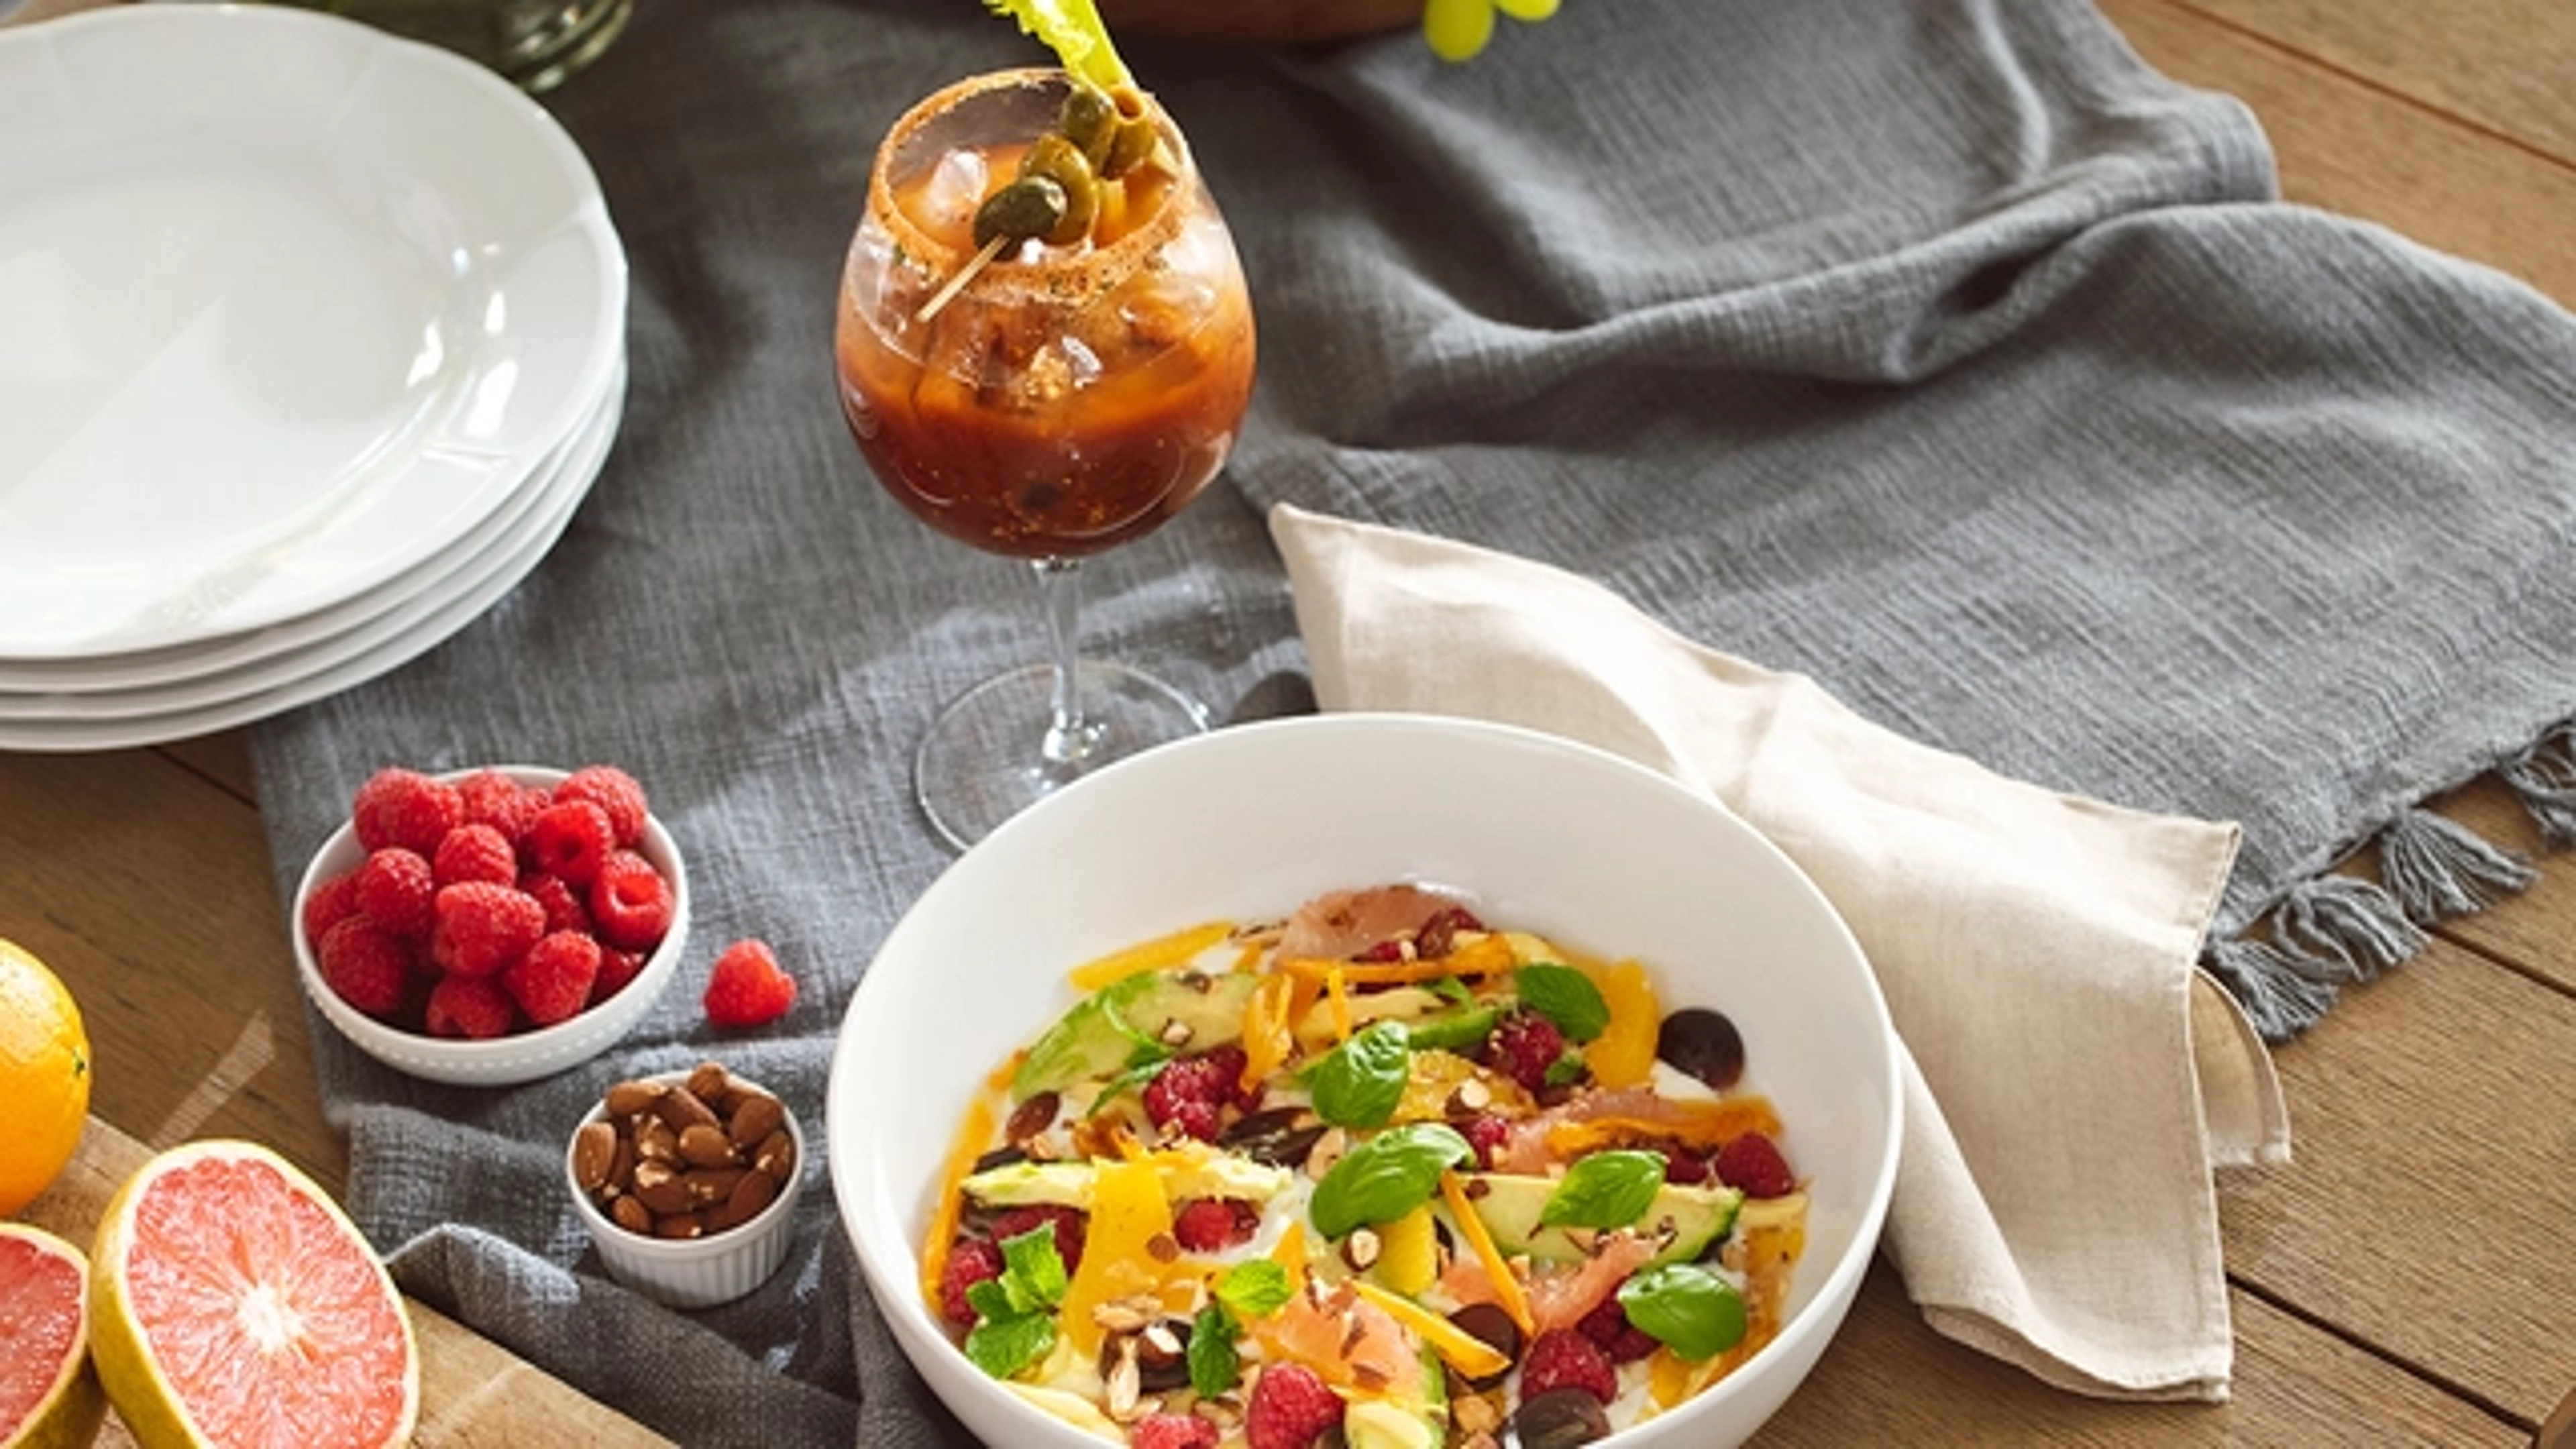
[0,1221,108,1449]
[89,1141,418,1449]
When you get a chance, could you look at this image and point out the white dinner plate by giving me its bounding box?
[0,364,625,749]
[0,4,626,659]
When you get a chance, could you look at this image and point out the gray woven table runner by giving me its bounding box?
[245,0,2576,1442]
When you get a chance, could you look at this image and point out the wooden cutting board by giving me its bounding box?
[22,1116,674,1448]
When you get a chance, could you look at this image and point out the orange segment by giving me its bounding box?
[89,1140,418,1449]
[1056,1157,1174,1359]
[1578,959,1660,1089]
[1065,921,1234,991]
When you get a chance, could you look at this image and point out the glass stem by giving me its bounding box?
[1033,556,1099,768]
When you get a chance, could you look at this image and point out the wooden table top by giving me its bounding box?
[3,1,2571,1444]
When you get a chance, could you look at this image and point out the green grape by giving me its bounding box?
[1424,0,1495,62]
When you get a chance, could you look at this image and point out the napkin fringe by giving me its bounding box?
[2208,715,2576,1040]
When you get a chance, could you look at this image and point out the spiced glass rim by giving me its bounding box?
[861,66,1198,305]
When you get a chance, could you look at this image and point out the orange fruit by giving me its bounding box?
[0,938,91,1217]
[0,1222,108,1449]
[89,1140,419,1449]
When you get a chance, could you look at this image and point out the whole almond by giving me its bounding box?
[651,1210,704,1240]
[677,1123,739,1169]
[631,1159,694,1216]
[604,1079,664,1118]
[727,1093,786,1150]
[752,1128,796,1181]
[682,1166,747,1207]
[633,1117,679,1165]
[704,1170,777,1232]
[687,1060,733,1105]
[610,1195,653,1235]
[655,1085,723,1135]
[572,1120,619,1192]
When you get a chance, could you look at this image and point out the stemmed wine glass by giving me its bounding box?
[835,67,1257,851]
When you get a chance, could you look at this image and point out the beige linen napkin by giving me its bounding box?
[1269,504,2291,1401]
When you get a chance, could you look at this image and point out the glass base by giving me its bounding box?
[914,661,1210,852]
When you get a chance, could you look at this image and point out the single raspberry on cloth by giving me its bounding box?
[502,930,601,1026]
[317,917,412,1018]
[702,938,796,1027]
[431,881,547,977]
[1245,1363,1344,1449]
[590,850,675,951]
[351,767,462,856]
[554,764,649,847]
[1713,1130,1797,1199]
[1519,1327,1618,1405]
[527,799,618,887]
[423,972,516,1039]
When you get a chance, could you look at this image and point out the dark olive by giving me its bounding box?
[1015,133,1099,246]
[1658,1006,1746,1091]
[968,1144,1027,1175]
[1218,1106,1327,1168]
[971,174,1067,250]
[1058,83,1120,170]
[1510,1387,1612,1449]
[1132,1318,1193,1392]
[1446,1301,1522,1391]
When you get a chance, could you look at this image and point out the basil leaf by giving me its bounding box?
[998,1224,1069,1311]
[1214,1259,1292,1320]
[963,1311,1058,1379]
[1514,963,1611,1042]
[1186,1302,1240,1397]
[1538,1150,1668,1230]
[1616,1263,1748,1361]
[1308,1122,1472,1240]
[1308,1020,1412,1128]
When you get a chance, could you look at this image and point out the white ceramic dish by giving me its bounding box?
[566,1068,808,1310]
[0,368,623,751]
[292,764,687,1088]
[0,4,626,659]
[828,713,1902,1449]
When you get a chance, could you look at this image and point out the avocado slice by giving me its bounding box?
[1464,1171,1741,1270]
[1401,998,1504,1055]
[1341,1348,1448,1449]
[1010,970,1264,1102]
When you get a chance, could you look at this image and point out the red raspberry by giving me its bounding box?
[501,930,600,1026]
[317,917,412,1018]
[1462,1114,1513,1169]
[589,849,674,952]
[432,823,519,889]
[1661,1147,1714,1185]
[1244,1363,1344,1449]
[1130,1414,1220,1449]
[1489,1013,1571,1093]
[937,1237,1003,1327]
[454,769,543,847]
[430,881,547,977]
[555,764,649,847]
[350,767,462,856]
[1518,1328,1617,1405]
[423,972,516,1039]
[1576,1293,1662,1364]
[702,938,795,1028]
[301,869,362,947]
[1202,1043,1260,1110]
[1172,1198,1260,1253]
[1143,1053,1236,1142]
[590,945,645,1006]
[1713,1131,1796,1199]
[517,871,592,936]
[988,1205,1087,1274]
[526,799,617,888]
[352,847,435,938]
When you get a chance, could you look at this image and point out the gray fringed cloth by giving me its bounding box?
[244,0,2576,1443]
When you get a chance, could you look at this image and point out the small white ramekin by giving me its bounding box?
[565,1067,805,1309]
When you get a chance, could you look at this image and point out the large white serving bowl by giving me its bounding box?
[828,712,1901,1448]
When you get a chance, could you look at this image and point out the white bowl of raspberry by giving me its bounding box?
[828,713,1902,1449]
[291,762,690,1087]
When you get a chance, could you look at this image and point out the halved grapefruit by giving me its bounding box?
[87,1140,419,1449]
[0,1222,107,1449]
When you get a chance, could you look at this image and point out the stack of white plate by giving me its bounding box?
[0,5,629,751]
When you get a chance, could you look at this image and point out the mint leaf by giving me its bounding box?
[1187,1302,1240,1397]
[1308,1020,1413,1128]
[1616,1264,1748,1361]
[1514,964,1610,1042]
[1309,1122,1472,1239]
[964,1278,1018,1323]
[1538,1150,1667,1230]
[1214,1259,1292,1320]
[963,1311,1058,1379]
[998,1224,1069,1312]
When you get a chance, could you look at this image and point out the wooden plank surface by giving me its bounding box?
[21,1116,672,1448]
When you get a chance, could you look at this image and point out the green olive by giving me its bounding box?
[1098,89,1159,179]
[971,174,1067,250]
[1058,85,1119,172]
[1017,133,1099,246]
